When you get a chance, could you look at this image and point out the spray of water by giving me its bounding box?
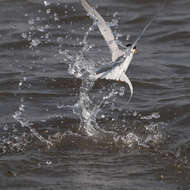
[13,77,53,148]
[68,22,104,136]
[64,3,167,147]
[67,18,131,137]
[66,11,129,137]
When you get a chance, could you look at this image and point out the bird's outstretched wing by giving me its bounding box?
[81,0,123,62]
[131,0,166,49]
[132,15,155,49]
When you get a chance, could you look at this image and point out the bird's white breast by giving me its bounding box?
[121,52,134,73]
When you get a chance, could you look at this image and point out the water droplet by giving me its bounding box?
[152,112,160,119]
[126,34,130,41]
[72,6,76,12]
[21,32,27,39]
[28,19,35,25]
[57,104,64,109]
[141,112,160,120]
[3,125,8,131]
[19,104,25,112]
[37,26,45,32]
[45,24,49,29]
[58,49,63,55]
[46,160,52,165]
[30,39,41,47]
[19,81,23,87]
[44,1,50,7]
[45,33,50,39]
[113,12,118,18]
[46,9,51,14]
[54,13,59,21]
[119,87,125,96]
[133,111,137,117]
[101,115,105,118]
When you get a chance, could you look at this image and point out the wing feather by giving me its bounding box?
[81,0,123,62]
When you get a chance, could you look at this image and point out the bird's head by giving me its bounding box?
[126,43,137,54]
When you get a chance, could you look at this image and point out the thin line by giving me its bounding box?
[132,0,168,49]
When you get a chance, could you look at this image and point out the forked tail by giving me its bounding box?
[96,70,133,103]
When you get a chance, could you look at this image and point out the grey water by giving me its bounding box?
[0,0,190,189]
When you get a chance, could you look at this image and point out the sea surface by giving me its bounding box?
[0,0,190,189]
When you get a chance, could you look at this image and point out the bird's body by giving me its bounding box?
[81,0,154,102]
[96,52,134,80]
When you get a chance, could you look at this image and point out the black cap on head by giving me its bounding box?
[126,43,136,50]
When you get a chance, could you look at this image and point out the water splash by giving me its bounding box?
[74,81,101,136]
[44,1,51,7]
[67,21,107,136]
[68,22,96,78]
[67,18,129,138]
[144,122,166,145]
[65,10,167,148]
[13,77,53,148]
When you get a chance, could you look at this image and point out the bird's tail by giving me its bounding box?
[96,70,133,103]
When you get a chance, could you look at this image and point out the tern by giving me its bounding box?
[81,0,155,102]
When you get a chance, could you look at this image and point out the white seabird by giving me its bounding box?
[81,0,155,102]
